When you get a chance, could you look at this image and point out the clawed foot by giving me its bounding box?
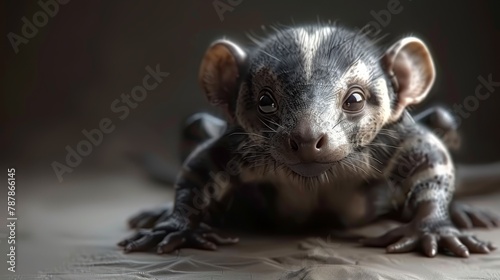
[118,216,238,254]
[450,201,500,229]
[361,218,496,257]
[127,205,171,229]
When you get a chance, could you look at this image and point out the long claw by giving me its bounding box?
[127,207,171,229]
[118,230,147,247]
[469,212,494,228]
[124,231,166,253]
[483,212,500,227]
[386,236,419,253]
[157,232,186,254]
[441,236,469,258]
[460,236,490,253]
[202,233,239,245]
[190,234,217,251]
[421,234,438,257]
[120,211,238,254]
[451,210,473,229]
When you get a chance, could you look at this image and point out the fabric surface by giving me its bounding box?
[7,173,500,280]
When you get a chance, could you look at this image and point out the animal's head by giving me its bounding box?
[198,24,435,179]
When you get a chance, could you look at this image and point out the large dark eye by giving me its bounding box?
[258,90,277,114]
[342,87,366,113]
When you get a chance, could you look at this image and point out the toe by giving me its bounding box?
[421,234,438,257]
[157,232,186,254]
[386,236,419,253]
[124,231,166,253]
[190,234,217,251]
[459,236,490,254]
[202,233,239,245]
[469,212,494,228]
[441,236,469,258]
[118,230,147,247]
[451,210,473,229]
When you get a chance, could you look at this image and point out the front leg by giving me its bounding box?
[118,137,239,254]
[362,131,496,257]
[413,106,500,228]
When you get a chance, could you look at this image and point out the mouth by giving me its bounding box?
[287,162,334,177]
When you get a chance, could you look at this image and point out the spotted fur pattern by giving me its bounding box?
[175,24,455,229]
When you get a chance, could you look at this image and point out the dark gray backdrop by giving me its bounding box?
[2,0,500,180]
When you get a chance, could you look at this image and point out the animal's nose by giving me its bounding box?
[288,122,328,162]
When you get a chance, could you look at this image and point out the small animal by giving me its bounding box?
[119,23,500,257]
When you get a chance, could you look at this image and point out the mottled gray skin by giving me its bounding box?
[119,24,498,257]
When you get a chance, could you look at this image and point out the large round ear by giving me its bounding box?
[384,37,435,122]
[198,39,247,121]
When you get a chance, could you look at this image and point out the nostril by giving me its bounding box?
[315,135,326,149]
[289,138,299,151]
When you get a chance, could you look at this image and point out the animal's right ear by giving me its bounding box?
[383,37,435,123]
[198,39,247,121]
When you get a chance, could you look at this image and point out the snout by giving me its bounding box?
[281,119,344,177]
[288,129,328,162]
[288,162,333,177]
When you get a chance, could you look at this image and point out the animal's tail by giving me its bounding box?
[455,162,500,197]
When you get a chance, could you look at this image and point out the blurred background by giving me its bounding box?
[2,0,500,176]
[1,0,500,275]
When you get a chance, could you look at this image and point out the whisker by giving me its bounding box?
[362,153,383,165]
[230,132,269,139]
[259,50,281,62]
[364,142,399,149]
[347,155,382,174]
[258,117,278,133]
[264,118,285,130]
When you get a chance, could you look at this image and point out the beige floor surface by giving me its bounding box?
[3,172,500,280]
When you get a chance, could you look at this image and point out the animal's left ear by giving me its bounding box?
[384,37,435,122]
[198,39,247,122]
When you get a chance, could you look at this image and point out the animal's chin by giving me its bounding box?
[287,162,335,177]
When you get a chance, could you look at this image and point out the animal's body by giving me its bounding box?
[119,24,499,257]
